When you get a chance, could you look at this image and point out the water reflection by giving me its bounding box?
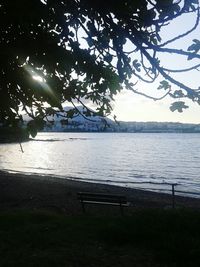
[0,132,200,194]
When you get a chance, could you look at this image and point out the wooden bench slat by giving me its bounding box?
[77,193,126,198]
[82,200,130,206]
[78,197,127,204]
[78,193,126,199]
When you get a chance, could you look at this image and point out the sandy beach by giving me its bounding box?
[0,171,200,214]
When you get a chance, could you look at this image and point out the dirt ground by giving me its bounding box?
[1,171,200,214]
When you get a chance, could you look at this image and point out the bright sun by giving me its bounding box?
[32,75,44,83]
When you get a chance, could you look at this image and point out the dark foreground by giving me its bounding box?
[1,171,200,266]
[1,210,200,267]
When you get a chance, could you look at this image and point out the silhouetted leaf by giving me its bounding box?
[158,80,170,90]
[132,60,141,72]
[170,101,189,113]
[187,39,200,60]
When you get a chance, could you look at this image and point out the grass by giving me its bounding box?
[0,209,200,267]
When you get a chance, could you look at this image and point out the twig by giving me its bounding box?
[19,142,24,153]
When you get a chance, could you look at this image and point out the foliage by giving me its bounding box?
[0,0,200,135]
[0,126,29,143]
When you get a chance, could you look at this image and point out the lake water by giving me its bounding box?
[0,132,200,197]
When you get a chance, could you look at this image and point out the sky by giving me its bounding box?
[112,90,200,123]
[111,7,200,123]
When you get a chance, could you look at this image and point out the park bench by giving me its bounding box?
[77,192,129,215]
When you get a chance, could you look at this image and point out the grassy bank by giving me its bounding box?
[0,209,200,267]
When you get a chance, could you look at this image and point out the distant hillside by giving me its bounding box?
[42,106,115,132]
[22,106,200,133]
[117,121,200,133]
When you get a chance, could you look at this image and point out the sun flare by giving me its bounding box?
[32,75,45,83]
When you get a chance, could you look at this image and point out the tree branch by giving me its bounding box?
[159,7,200,48]
[126,81,171,101]
[141,47,198,98]
[163,63,200,73]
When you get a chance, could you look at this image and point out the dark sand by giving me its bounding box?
[0,171,200,214]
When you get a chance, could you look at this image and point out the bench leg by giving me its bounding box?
[81,201,85,213]
[120,203,124,216]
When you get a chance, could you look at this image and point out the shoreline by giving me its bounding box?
[1,171,200,214]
